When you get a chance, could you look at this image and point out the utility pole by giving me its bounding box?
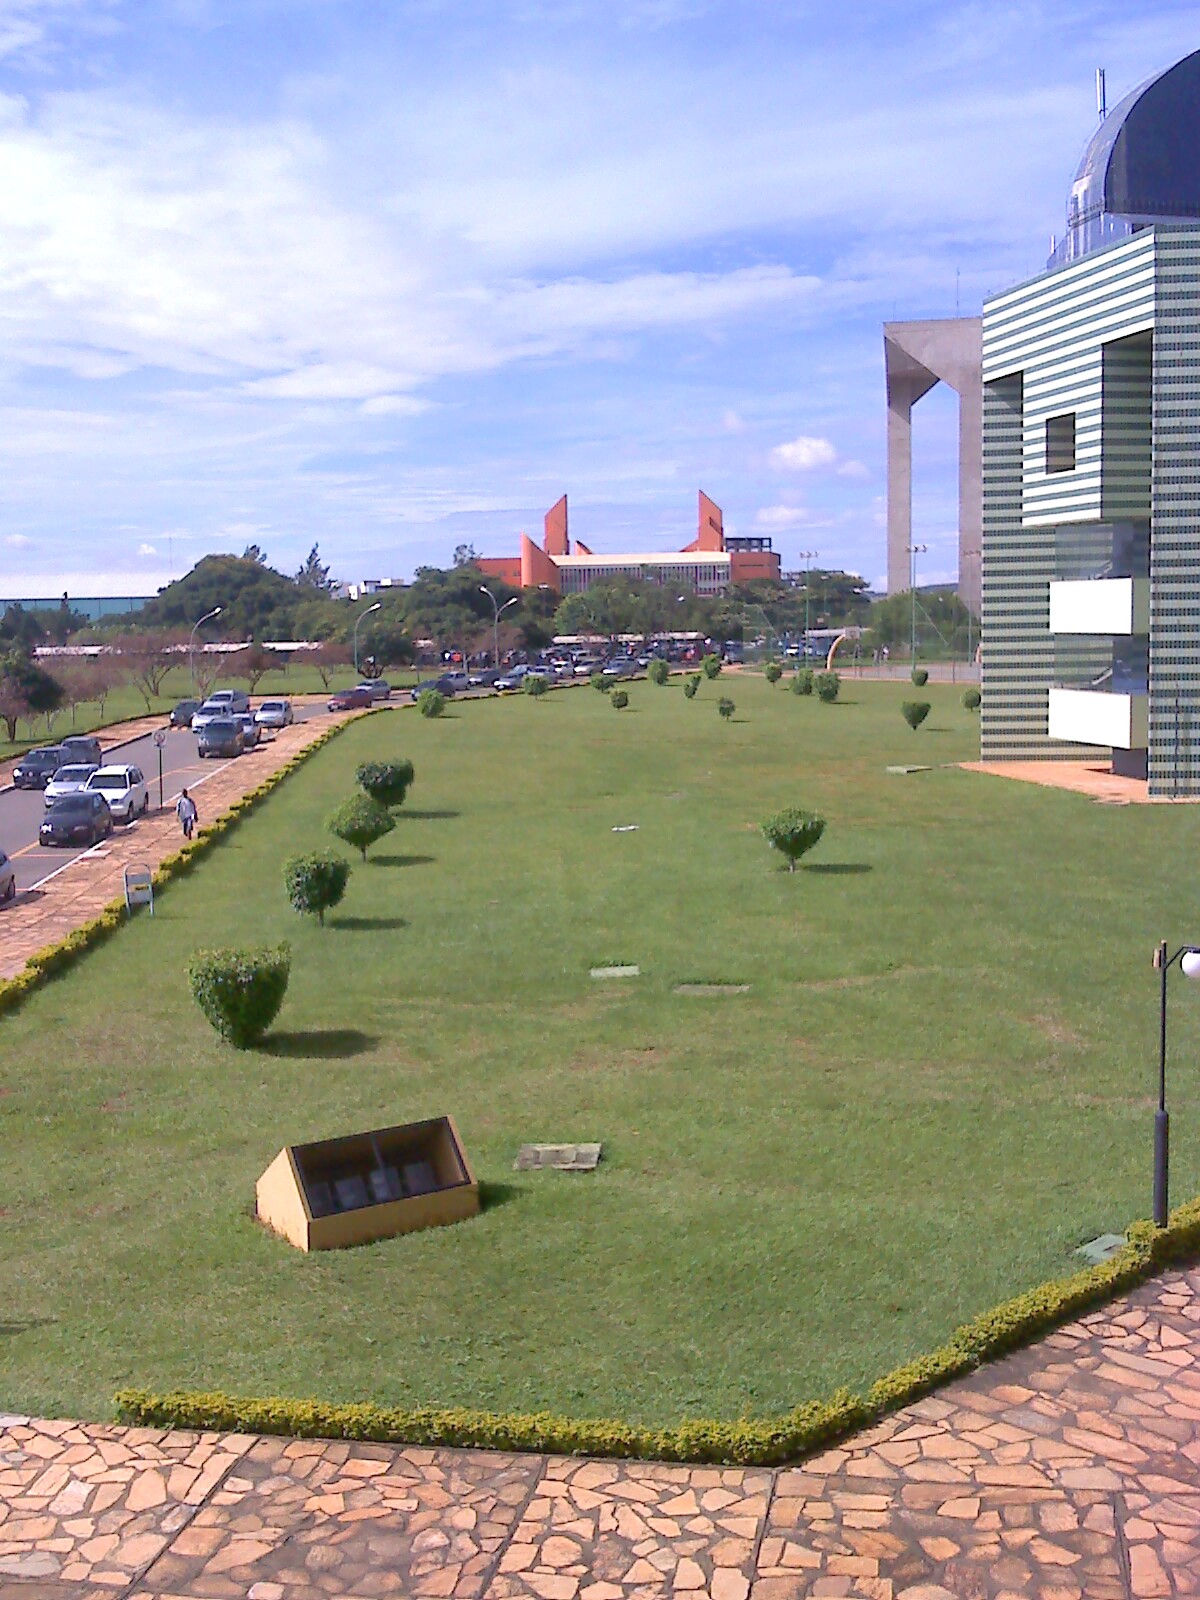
[906,544,927,664]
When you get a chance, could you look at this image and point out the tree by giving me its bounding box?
[311,639,352,690]
[0,650,65,740]
[761,808,826,872]
[911,666,929,687]
[902,700,931,730]
[327,794,396,861]
[139,553,314,640]
[816,671,840,703]
[647,658,669,686]
[239,644,274,694]
[610,688,629,709]
[297,544,334,594]
[764,661,783,685]
[188,944,291,1048]
[702,653,722,679]
[717,697,735,720]
[284,853,351,926]
[243,543,269,565]
[590,671,609,692]
[523,673,548,699]
[356,759,414,809]
[418,688,446,718]
[452,543,481,568]
[115,631,182,710]
[962,687,981,711]
[683,674,700,699]
[791,668,813,696]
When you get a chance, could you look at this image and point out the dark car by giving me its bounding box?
[196,719,245,758]
[39,791,113,848]
[170,699,202,728]
[408,677,461,702]
[12,746,65,789]
[59,735,104,767]
[328,687,373,711]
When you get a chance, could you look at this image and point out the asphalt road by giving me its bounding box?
[0,706,325,894]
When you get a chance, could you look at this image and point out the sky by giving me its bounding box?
[1,0,1200,596]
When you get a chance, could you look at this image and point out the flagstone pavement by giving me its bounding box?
[4,1266,1200,1598]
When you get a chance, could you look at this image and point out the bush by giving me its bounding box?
[761,808,826,871]
[647,658,669,686]
[683,674,701,700]
[815,671,840,703]
[902,700,931,731]
[764,661,783,685]
[911,666,929,687]
[590,672,609,692]
[717,697,735,720]
[963,687,982,711]
[327,794,396,861]
[356,760,414,809]
[701,653,722,679]
[417,689,445,718]
[188,944,291,1049]
[610,689,629,710]
[523,673,548,699]
[790,668,813,696]
[284,852,351,926]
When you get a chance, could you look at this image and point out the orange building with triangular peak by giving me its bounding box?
[477,492,780,595]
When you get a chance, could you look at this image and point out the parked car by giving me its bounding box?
[573,658,602,676]
[355,680,391,701]
[0,850,15,905]
[59,735,104,767]
[86,764,149,823]
[39,791,113,848]
[12,746,65,789]
[493,672,524,691]
[44,763,99,808]
[254,698,293,729]
[236,713,261,749]
[408,676,462,701]
[196,719,245,758]
[204,689,251,714]
[169,699,202,728]
[328,687,373,711]
[190,699,232,732]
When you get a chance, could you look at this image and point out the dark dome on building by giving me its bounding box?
[1052,48,1200,267]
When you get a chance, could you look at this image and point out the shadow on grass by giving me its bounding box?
[329,915,408,931]
[479,1180,521,1212]
[262,1028,380,1058]
[804,863,873,875]
[369,854,435,868]
[403,809,460,820]
[0,1316,56,1337]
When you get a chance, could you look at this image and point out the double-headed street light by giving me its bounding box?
[354,601,382,676]
[799,551,819,652]
[480,586,519,668]
[1152,941,1200,1226]
[906,544,928,664]
[189,606,222,696]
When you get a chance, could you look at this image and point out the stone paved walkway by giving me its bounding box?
[960,760,1190,806]
[4,1265,1200,1596]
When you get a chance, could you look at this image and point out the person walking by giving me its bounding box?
[176,788,198,840]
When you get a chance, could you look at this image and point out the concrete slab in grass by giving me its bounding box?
[590,964,640,979]
[674,983,750,996]
[515,1143,602,1172]
[1075,1232,1127,1265]
[886,765,933,775]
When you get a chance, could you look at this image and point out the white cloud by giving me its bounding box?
[361,394,433,416]
[136,542,157,556]
[836,459,869,479]
[770,436,838,472]
[755,504,816,530]
[3,532,33,547]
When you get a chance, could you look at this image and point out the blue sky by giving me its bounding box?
[1,0,1199,595]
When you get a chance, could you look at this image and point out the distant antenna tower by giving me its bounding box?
[1097,67,1107,119]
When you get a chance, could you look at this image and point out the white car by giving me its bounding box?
[43,763,99,808]
[0,850,15,906]
[190,700,228,732]
[254,698,293,729]
[86,764,150,823]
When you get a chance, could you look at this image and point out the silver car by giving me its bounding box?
[254,698,293,729]
[43,763,99,809]
[0,850,14,906]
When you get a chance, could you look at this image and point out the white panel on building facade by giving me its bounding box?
[1048,578,1148,635]
[1047,687,1147,749]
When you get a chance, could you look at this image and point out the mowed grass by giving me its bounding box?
[3,671,1200,1428]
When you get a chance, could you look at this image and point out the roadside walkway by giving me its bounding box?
[3,1264,1200,1597]
[960,760,1193,806]
[0,707,363,981]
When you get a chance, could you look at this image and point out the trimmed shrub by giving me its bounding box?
[188,944,291,1049]
[683,674,701,700]
[911,666,929,687]
[647,658,669,686]
[284,852,351,926]
[717,697,735,720]
[356,760,414,809]
[902,700,931,731]
[610,689,629,710]
[815,671,840,703]
[328,794,396,861]
[417,689,445,718]
[791,668,813,696]
[962,687,982,711]
[590,672,609,692]
[761,808,826,870]
[764,661,783,685]
[701,653,722,679]
[523,673,548,699]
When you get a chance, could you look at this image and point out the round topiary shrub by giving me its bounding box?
[683,674,701,699]
[911,666,929,687]
[188,944,291,1049]
[962,687,981,711]
[417,689,445,717]
[590,672,609,692]
[717,697,735,720]
[284,851,351,926]
[702,653,722,679]
[815,671,840,703]
[764,661,783,684]
[791,668,814,696]
[356,759,415,809]
[523,673,548,698]
[761,808,826,872]
[647,658,669,686]
[328,793,396,861]
[902,700,931,730]
[610,688,629,710]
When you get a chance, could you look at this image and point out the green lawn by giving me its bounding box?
[2,672,1198,1427]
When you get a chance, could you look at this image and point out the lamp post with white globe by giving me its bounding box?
[1152,941,1200,1226]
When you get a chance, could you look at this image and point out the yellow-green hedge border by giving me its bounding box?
[115,1199,1200,1466]
[0,710,377,1019]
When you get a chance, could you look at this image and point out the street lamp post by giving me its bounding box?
[962,548,981,675]
[353,601,382,677]
[188,606,222,697]
[906,544,927,665]
[799,551,818,656]
[479,586,519,668]
[1152,941,1200,1225]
